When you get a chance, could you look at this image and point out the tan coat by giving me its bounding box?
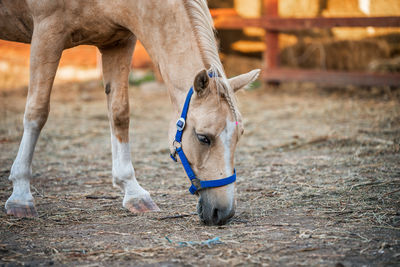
[1,0,259,225]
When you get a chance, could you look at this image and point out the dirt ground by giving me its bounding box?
[0,79,399,266]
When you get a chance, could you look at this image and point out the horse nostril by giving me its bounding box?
[212,208,219,224]
[198,194,235,225]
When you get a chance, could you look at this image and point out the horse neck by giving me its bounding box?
[124,0,206,110]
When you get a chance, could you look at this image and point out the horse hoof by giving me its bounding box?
[5,202,38,218]
[124,195,160,213]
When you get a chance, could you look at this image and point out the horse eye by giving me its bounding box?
[197,134,210,145]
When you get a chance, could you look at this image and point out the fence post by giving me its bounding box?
[263,0,279,81]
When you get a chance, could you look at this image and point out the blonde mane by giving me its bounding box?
[183,0,239,122]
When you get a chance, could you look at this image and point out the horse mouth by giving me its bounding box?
[197,198,235,226]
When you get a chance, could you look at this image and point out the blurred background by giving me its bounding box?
[0,0,399,90]
[212,0,400,75]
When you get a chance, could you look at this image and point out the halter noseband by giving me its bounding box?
[170,73,236,194]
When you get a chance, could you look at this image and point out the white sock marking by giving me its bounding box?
[110,134,149,203]
[6,120,40,207]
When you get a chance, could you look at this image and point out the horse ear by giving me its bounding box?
[193,69,210,96]
[229,69,261,93]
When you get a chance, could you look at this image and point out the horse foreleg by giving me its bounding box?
[100,37,160,213]
[5,18,64,217]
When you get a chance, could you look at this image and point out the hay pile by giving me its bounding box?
[207,0,233,9]
[279,0,323,17]
[280,38,391,71]
[277,0,400,72]
[213,0,400,73]
[222,54,262,76]
[369,56,400,73]
[368,0,400,16]
[322,0,400,40]
[322,0,363,17]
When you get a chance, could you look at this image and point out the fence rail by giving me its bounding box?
[211,0,400,86]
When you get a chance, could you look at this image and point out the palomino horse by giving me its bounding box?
[1,0,259,225]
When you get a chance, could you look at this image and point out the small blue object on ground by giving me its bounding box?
[164,236,223,248]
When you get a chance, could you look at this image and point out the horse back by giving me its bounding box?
[0,0,133,48]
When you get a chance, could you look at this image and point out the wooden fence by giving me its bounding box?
[211,0,400,86]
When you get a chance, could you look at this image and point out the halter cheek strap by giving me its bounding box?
[170,73,236,195]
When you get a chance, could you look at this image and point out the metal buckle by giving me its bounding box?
[173,140,182,149]
[191,178,201,190]
[176,118,185,131]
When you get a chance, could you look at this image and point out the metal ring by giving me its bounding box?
[191,178,201,189]
[173,140,182,149]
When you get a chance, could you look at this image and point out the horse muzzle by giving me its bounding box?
[197,190,235,225]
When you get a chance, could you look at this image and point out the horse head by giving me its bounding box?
[170,68,260,225]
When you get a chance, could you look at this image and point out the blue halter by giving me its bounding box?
[170,73,236,194]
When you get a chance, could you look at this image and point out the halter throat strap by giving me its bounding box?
[170,72,236,194]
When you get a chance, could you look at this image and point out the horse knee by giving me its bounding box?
[24,103,50,129]
[111,102,130,141]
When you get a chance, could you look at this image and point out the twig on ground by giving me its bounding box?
[272,136,331,151]
[158,212,197,220]
[85,195,119,200]
[382,188,400,198]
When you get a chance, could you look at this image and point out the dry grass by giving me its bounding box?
[0,80,399,266]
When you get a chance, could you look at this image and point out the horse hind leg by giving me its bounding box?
[5,19,64,217]
[100,36,160,213]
